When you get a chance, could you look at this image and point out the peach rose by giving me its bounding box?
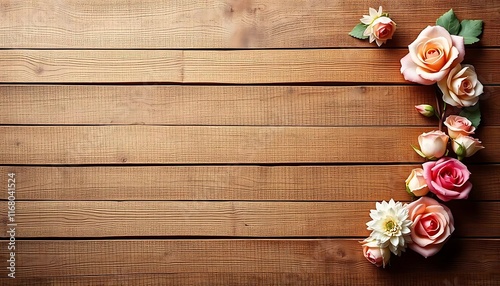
[364,17,396,47]
[422,157,472,201]
[400,26,465,85]
[438,64,483,107]
[417,130,449,159]
[405,168,429,196]
[362,239,391,268]
[444,115,475,139]
[406,197,455,258]
[415,104,435,117]
[452,134,485,159]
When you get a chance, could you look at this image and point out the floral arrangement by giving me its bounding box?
[355,8,485,267]
[349,6,397,46]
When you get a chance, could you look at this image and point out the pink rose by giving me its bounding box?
[406,197,455,258]
[422,157,472,201]
[367,17,397,47]
[444,115,475,139]
[400,26,465,85]
[438,64,483,107]
[361,239,391,268]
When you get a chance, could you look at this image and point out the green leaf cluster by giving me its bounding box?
[436,9,483,44]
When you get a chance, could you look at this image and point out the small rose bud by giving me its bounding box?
[415,104,435,117]
[361,238,391,268]
[452,134,485,160]
[405,168,429,197]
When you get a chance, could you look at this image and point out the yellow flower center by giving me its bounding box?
[384,218,401,235]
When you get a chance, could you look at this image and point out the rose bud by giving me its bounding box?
[405,168,429,196]
[361,239,391,268]
[416,130,449,159]
[452,134,485,160]
[444,115,476,139]
[415,104,435,117]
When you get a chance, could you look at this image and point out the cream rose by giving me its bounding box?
[417,130,449,159]
[444,115,475,139]
[405,168,429,196]
[406,197,455,258]
[452,134,485,158]
[438,64,483,107]
[364,17,396,47]
[400,26,465,85]
[362,239,391,268]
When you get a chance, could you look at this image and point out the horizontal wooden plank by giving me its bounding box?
[1,49,499,84]
[1,85,498,126]
[0,239,498,284]
[0,201,497,238]
[1,126,498,164]
[1,0,499,48]
[1,165,498,201]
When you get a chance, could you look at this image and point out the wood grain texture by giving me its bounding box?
[2,126,498,164]
[1,49,499,84]
[0,201,498,238]
[1,0,499,48]
[0,239,498,285]
[1,165,498,201]
[1,85,499,126]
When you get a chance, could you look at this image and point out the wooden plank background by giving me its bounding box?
[1,0,499,285]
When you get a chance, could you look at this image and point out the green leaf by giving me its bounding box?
[349,23,369,40]
[411,145,426,159]
[459,103,481,128]
[458,19,483,44]
[436,9,461,35]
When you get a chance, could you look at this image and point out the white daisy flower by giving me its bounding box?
[360,6,384,25]
[366,199,412,256]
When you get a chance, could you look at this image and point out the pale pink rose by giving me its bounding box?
[452,134,485,158]
[418,130,449,159]
[405,168,429,196]
[415,104,435,117]
[406,197,455,258]
[444,115,476,139]
[422,157,472,201]
[364,17,396,47]
[438,64,483,107]
[362,239,391,268]
[400,26,465,85]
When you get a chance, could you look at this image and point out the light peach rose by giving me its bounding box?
[452,134,485,158]
[405,168,429,196]
[444,115,475,139]
[362,239,391,268]
[438,64,483,107]
[417,130,449,159]
[406,197,455,258]
[400,26,465,85]
[364,17,396,47]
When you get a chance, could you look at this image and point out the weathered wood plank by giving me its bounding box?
[1,0,499,48]
[0,239,498,285]
[1,85,498,126]
[0,201,497,238]
[1,165,497,201]
[1,49,498,84]
[1,126,498,164]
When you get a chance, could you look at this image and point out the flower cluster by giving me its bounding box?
[349,6,396,47]
[361,9,485,268]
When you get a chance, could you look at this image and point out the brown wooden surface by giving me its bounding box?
[1,165,498,201]
[1,0,499,285]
